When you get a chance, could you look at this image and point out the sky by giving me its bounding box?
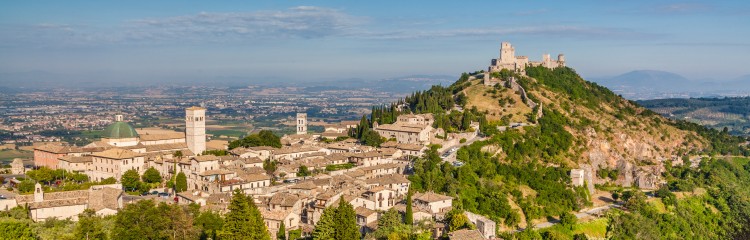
[1,0,749,85]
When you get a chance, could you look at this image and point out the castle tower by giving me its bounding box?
[34,183,43,202]
[499,42,515,64]
[558,54,565,66]
[186,107,206,155]
[296,113,307,135]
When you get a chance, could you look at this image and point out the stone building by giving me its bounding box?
[186,107,207,155]
[570,169,585,187]
[10,158,25,174]
[296,113,308,135]
[484,42,565,85]
[14,183,123,221]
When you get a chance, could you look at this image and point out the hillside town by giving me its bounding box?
[0,42,586,240]
[0,103,502,239]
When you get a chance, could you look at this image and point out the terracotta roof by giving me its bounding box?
[91,148,142,159]
[290,181,317,190]
[355,206,376,217]
[58,155,93,163]
[268,193,300,207]
[375,123,430,133]
[138,132,185,141]
[273,147,321,155]
[192,155,219,162]
[144,143,188,152]
[186,106,206,110]
[16,189,89,209]
[238,173,271,182]
[396,143,426,151]
[34,143,81,154]
[365,174,410,185]
[360,163,402,172]
[88,187,122,211]
[414,191,453,203]
[449,229,485,240]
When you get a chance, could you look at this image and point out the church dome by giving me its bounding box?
[103,121,138,139]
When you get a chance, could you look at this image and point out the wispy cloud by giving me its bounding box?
[123,6,363,42]
[354,25,656,40]
[0,6,658,48]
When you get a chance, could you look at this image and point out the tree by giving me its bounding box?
[448,211,473,232]
[176,172,188,192]
[221,189,270,240]
[288,229,302,240]
[195,210,224,239]
[611,191,620,201]
[142,167,162,184]
[121,169,140,191]
[174,150,183,159]
[74,209,107,240]
[113,200,171,239]
[297,166,311,177]
[560,211,577,229]
[573,233,589,240]
[313,207,336,240]
[263,159,277,175]
[334,199,360,240]
[405,190,413,225]
[277,222,286,240]
[0,218,36,240]
[17,180,35,193]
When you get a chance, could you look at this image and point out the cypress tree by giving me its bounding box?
[277,222,286,240]
[405,190,413,225]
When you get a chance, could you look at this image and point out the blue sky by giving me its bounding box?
[1,0,749,84]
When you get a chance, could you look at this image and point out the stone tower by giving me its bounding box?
[499,42,515,63]
[296,113,307,135]
[186,107,206,155]
[558,54,566,66]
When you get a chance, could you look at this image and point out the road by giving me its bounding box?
[439,131,486,164]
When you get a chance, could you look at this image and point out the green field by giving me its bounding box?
[207,129,248,138]
[572,218,608,238]
[0,149,33,165]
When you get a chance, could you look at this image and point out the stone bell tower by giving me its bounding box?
[296,113,307,135]
[186,107,206,155]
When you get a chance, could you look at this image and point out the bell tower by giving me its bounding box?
[186,107,206,155]
[296,113,307,135]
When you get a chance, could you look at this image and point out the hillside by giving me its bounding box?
[638,97,750,136]
[460,67,710,189]
[384,65,750,235]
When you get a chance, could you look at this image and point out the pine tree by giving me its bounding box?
[313,207,336,239]
[221,189,270,240]
[405,190,413,225]
[334,199,360,240]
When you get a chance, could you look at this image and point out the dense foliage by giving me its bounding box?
[605,158,750,239]
[228,130,282,150]
[313,199,359,240]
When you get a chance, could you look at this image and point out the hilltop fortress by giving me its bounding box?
[484,42,565,87]
[488,42,565,73]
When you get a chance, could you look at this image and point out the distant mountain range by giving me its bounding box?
[589,70,750,100]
